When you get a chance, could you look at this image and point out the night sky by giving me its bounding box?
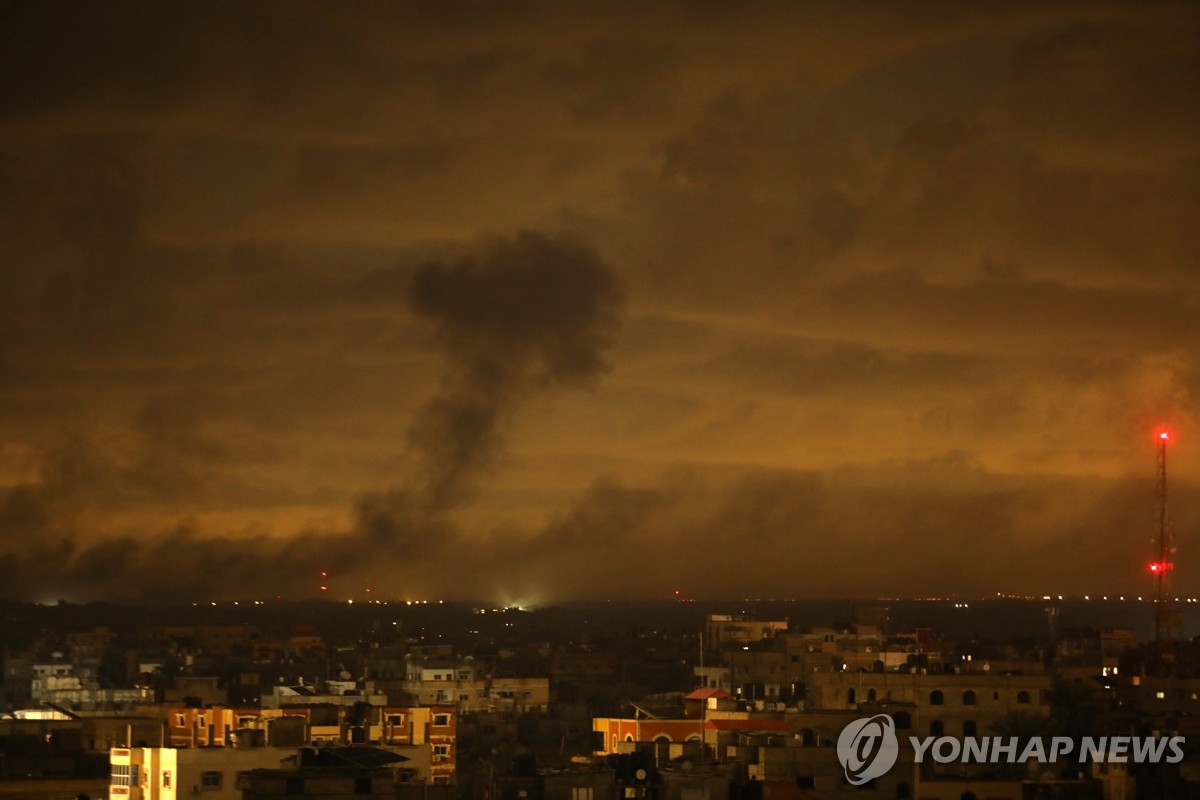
[1,2,1198,604]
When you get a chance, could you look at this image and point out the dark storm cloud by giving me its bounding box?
[0,458,446,603]
[698,338,988,397]
[128,392,231,500]
[822,271,1200,352]
[0,486,50,546]
[499,459,1197,601]
[0,517,448,604]
[0,229,624,601]
[545,38,680,122]
[0,1,1197,603]
[407,231,624,508]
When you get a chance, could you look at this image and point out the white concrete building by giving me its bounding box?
[110,746,299,800]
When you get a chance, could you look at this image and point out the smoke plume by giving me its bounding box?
[407,230,624,508]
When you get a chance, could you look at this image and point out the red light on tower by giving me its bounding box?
[1160,431,1170,441]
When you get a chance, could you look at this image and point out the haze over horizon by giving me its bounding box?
[1,2,1198,604]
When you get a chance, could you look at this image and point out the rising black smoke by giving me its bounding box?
[407,230,624,508]
[0,230,626,602]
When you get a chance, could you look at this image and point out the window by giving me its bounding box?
[459,672,470,680]
[201,771,222,789]
[1016,691,1031,705]
[433,714,450,726]
[892,711,912,730]
[963,720,977,737]
[573,788,594,800]
[433,744,450,760]
[163,771,172,788]
[962,690,976,706]
[929,690,944,706]
[111,764,140,787]
[175,713,186,726]
[929,720,944,736]
[867,689,876,702]
[847,688,856,704]
[386,714,405,725]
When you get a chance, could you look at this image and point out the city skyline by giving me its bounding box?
[0,2,1198,603]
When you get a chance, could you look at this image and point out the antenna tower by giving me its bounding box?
[1152,431,1179,648]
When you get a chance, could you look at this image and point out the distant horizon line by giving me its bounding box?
[8,593,1199,609]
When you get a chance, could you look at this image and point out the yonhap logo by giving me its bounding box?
[836,713,1185,785]
[837,714,899,785]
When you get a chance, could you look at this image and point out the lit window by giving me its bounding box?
[111,764,140,787]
